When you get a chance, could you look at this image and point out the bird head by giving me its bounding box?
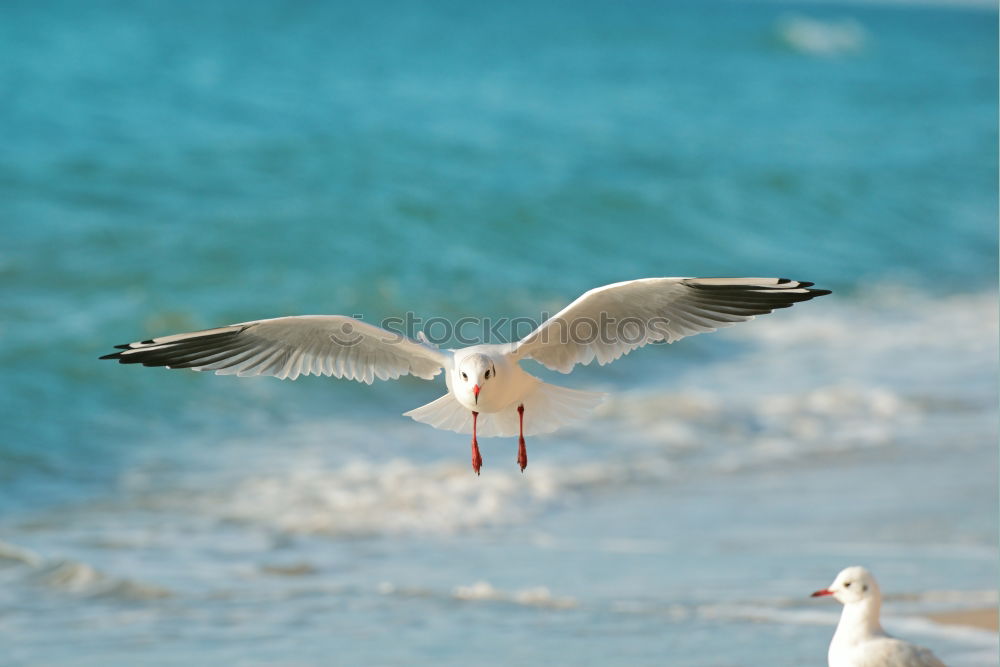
[456,354,496,405]
[811,566,879,605]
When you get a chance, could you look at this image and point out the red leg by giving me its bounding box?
[471,411,482,475]
[516,404,527,472]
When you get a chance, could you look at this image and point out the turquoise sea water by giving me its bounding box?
[1,1,997,665]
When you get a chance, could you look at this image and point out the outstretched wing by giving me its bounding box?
[513,277,830,373]
[101,315,448,383]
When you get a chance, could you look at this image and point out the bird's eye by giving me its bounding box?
[485,369,491,379]
[862,585,868,592]
[844,582,851,588]
[461,372,468,381]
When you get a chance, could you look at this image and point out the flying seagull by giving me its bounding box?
[812,566,947,667]
[101,277,829,474]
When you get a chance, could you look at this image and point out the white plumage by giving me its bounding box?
[103,276,829,473]
[812,566,948,667]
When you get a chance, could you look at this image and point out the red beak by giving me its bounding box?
[473,384,480,404]
[811,589,833,597]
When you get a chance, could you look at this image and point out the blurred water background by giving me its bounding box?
[1,0,997,665]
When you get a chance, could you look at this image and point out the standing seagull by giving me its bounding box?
[811,566,948,667]
[101,277,829,474]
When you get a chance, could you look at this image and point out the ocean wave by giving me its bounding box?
[599,382,923,472]
[732,288,997,361]
[0,539,42,567]
[33,559,172,600]
[0,538,172,601]
[176,456,640,538]
[600,287,997,467]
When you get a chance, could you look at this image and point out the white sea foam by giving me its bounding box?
[737,288,998,361]
[452,580,578,609]
[375,579,577,609]
[179,455,642,538]
[776,15,867,56]
[599,381,923,473]
[597,287,997,471]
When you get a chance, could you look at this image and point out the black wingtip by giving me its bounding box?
[779,278,829,296]
[99,351,123,360]
[778,278,817,288]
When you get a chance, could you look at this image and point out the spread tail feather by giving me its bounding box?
[403,382,605,437]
